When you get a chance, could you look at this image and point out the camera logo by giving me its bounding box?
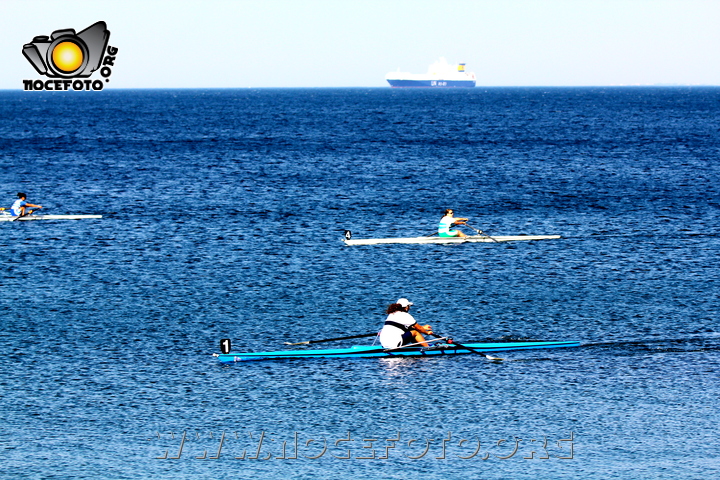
[22,21,119,91]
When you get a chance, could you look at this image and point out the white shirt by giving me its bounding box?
[11,199,26,216]
[379,311,417,349]
[438,215,455,235]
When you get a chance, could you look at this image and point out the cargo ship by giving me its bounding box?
[385,58,476,88]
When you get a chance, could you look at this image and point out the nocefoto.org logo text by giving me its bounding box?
[22,21,119,91]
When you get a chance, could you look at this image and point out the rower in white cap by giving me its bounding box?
[379,298,434,349]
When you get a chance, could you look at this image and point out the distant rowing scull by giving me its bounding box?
[0,214,102,222]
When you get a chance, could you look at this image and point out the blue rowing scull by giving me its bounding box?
[214,340,581,363]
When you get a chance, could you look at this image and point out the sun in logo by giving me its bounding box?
[51,41,84,73]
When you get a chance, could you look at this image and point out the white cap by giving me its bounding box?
[396,298,413,307]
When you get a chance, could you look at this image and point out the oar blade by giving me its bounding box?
[483,353,504,361]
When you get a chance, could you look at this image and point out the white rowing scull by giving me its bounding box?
[342,233,561,246]
[0,214,102,222]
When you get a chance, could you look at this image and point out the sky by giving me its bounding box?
[1,0,719,89]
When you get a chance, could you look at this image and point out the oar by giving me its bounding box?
[431,333,503,361]
[463,222,499,243]
[12,208,40,222]
[455,341,503,361]
[284,332,379,346]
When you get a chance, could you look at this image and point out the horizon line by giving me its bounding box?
[2,84,719,92]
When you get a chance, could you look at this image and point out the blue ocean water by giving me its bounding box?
[1,87,719,479]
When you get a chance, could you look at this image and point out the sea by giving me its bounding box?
[1,87,719,479]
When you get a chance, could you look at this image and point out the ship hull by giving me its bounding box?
[387,79,476,88]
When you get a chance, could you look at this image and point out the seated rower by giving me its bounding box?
[379,298,434,349]
[11,192,42,217]
[438,209,468,237]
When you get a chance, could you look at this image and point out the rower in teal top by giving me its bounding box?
[10,192,42,217]
[438,209,468,237]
